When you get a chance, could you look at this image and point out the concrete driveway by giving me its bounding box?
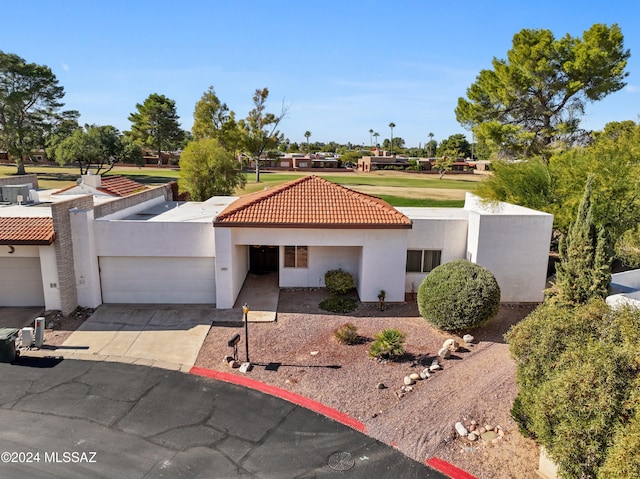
[33,304,219,371]
[0,307,43,329]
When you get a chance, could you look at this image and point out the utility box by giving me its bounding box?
[0,328,19,363]
[21,327,35,347]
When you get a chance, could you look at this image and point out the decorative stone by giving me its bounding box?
[409,373,421,381]
[468,424,476,432]
[438,347,451,359]
[310,351,319,356]
[376,382,387,390]
[442,338,459,352]
[229,360,241,369]
[485,424,494,432]
[481,430,498,442]
[455,422,468,437]
[223,355,234,364]
[463,334,474,344]
[467,432,478,442]
[420,370,430,380]
[470,419,477,426]
[403,376,415,386]
[478,427,486,435]
[239,362,252,373]
[498,428,505,437]
[429,361,441,372]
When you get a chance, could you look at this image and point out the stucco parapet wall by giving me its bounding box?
[93,184,172,219]
[0,173,38,189]
[463,192,553,217]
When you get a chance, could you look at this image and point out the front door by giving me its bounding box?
[249,245,279,274]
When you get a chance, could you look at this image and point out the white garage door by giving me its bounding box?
[99,257,216,304]
[0,257,45,306]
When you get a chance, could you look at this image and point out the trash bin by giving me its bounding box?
[0,328,19,363]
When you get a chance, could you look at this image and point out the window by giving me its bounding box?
[284,246,308,268]
[406,250,441,273]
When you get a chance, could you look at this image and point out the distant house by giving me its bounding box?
[53,175,148,198]
[0,174,553,315]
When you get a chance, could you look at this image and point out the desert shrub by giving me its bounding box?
[319,296,357,314]
[368,328,405,360]
[324,269,354,295]
[506,300,640,478]
[333,322,359,345]
[417,260,500,331]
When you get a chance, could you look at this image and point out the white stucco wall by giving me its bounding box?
[400,211,469,294]
[94,221,215,257]
[39,245,61,311]
[70,208,102,308]
[464,194,553,302]
[359,229,407,302]
[280,246,360,288]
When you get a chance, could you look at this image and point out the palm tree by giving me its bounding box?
[373,132,380,147]
[428,132,434,157]
[369,128,374,147]
[304,131,311,155]
[389,122,396,156]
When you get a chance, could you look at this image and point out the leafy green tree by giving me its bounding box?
[44,111,81,162]
[549,176,611,305]
[417,260,500,331]
[179,138,246,201]
[0,51,78,174]
[433,156,453,179]
[128,93,184,166]
[244,88,287,182]
[54,124,123,175]
[191,86,244,155]
[120,137,144,167]
[437,133,471,158]
[615,224,640,267]
[456,24,630,160]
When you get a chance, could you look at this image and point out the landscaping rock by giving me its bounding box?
[438,347,451,359]
[429,359,441,372]
[403,376,415,386]
[420,369,430,380]
[442,338,459,352]
[481,430,498,442]
[409,373,421,381]
[455,422,469,437]
[463,334,474,344]
[376,382,387,390]
[485,424,494,432]
[467,432,478,442]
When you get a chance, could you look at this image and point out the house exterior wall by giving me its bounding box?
[465,199,553,302]
[280,246,360,289]
[70,208,102,308]
[404,216,468,294]
[39,245,61,311]
[359,229,407,302]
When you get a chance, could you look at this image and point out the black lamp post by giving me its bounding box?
[242,303,250,362]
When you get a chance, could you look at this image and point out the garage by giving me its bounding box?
[99,256,216,304]
[0,257,45,307]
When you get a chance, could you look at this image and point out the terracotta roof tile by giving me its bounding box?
[0,217,55,245]
[215,176,412,229]
[98,176,148,196]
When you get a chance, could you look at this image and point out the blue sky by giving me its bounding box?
[3,0,639,148]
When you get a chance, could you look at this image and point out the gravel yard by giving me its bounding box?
[195,288,540,479]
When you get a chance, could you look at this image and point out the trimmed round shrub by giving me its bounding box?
[368,328,406,360]
[417,260,500,331]
[319,296,357,314]
[324,269,354,295]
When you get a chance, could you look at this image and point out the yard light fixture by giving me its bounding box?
[242,303,250,363]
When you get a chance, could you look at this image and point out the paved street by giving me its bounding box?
[0,357,445,478]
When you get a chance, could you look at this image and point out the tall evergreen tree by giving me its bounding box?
[551,175,611,304]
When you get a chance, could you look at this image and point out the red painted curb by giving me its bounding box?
[426,457,478,479]
[189,366,366,433]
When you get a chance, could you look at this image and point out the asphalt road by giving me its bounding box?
[0,357,446,478]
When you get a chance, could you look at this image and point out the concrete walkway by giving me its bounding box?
[233,272,279,322]
[27,304,215,371]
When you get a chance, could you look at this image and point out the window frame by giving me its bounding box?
[406,249,442,273]
[283,245,308,268]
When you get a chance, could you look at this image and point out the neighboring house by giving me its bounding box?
[0,174,553,315]
[54,174,148,197]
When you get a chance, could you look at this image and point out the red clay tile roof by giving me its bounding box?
[54,176,147,197]
[215,175,412,229]
[0,217,55,245]
[99,176,148,196]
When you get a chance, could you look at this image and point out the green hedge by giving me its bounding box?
[324,269,355,295]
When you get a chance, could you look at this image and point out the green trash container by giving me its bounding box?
[0,328,19,363]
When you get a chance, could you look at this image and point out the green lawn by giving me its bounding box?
[0,164,479,207]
